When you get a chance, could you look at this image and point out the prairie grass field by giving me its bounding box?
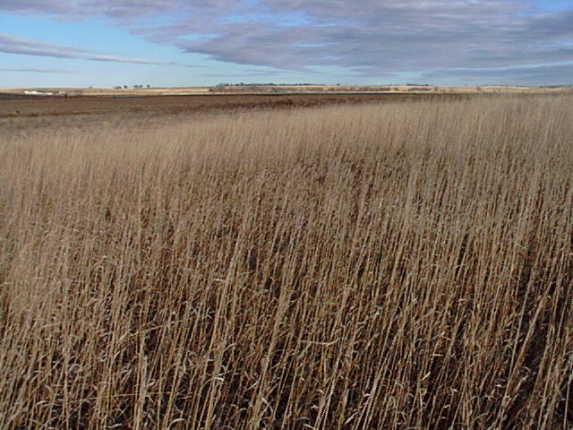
[0,95,572,429]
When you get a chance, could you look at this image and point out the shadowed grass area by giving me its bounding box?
[0,96,572,429]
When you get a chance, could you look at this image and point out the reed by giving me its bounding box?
[1,95,572,429]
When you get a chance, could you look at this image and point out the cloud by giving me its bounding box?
[0,0,240,19]
[0,33,183,66]
[0,33,86,59]
[0,66,74,73]
[134,0,573,81]
[83,54,177,65]
[1,0,573,84]
[0,0,73,14]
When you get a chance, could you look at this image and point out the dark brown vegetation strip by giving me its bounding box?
[0,92,475,119]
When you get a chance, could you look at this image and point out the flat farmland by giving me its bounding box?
[0,92,471,119]
[0,92,474,140]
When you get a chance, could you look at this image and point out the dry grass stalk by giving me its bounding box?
[0,95,572,429]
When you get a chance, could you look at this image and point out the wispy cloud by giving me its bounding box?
[0,0,236,19]
[0,0,73,15]
[0,66,74,73]
[0,33,182,66]
[83,54,178,65]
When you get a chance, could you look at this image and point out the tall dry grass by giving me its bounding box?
[0,95,572,429]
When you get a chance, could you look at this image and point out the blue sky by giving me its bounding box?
[0,0,572,88]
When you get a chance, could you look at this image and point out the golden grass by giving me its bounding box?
[0,96,572,429]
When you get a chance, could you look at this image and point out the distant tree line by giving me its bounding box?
[214,82,317,87]
[113,85,152,89]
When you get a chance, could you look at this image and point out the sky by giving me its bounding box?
[0,0,572,88]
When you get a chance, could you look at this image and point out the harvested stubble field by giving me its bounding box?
[0,92,470,119]
[0,94,572,429]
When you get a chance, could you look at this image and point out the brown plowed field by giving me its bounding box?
[1,92,479,139]
[0,92,471,119]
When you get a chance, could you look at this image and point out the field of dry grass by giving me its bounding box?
[0,95,572,429]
